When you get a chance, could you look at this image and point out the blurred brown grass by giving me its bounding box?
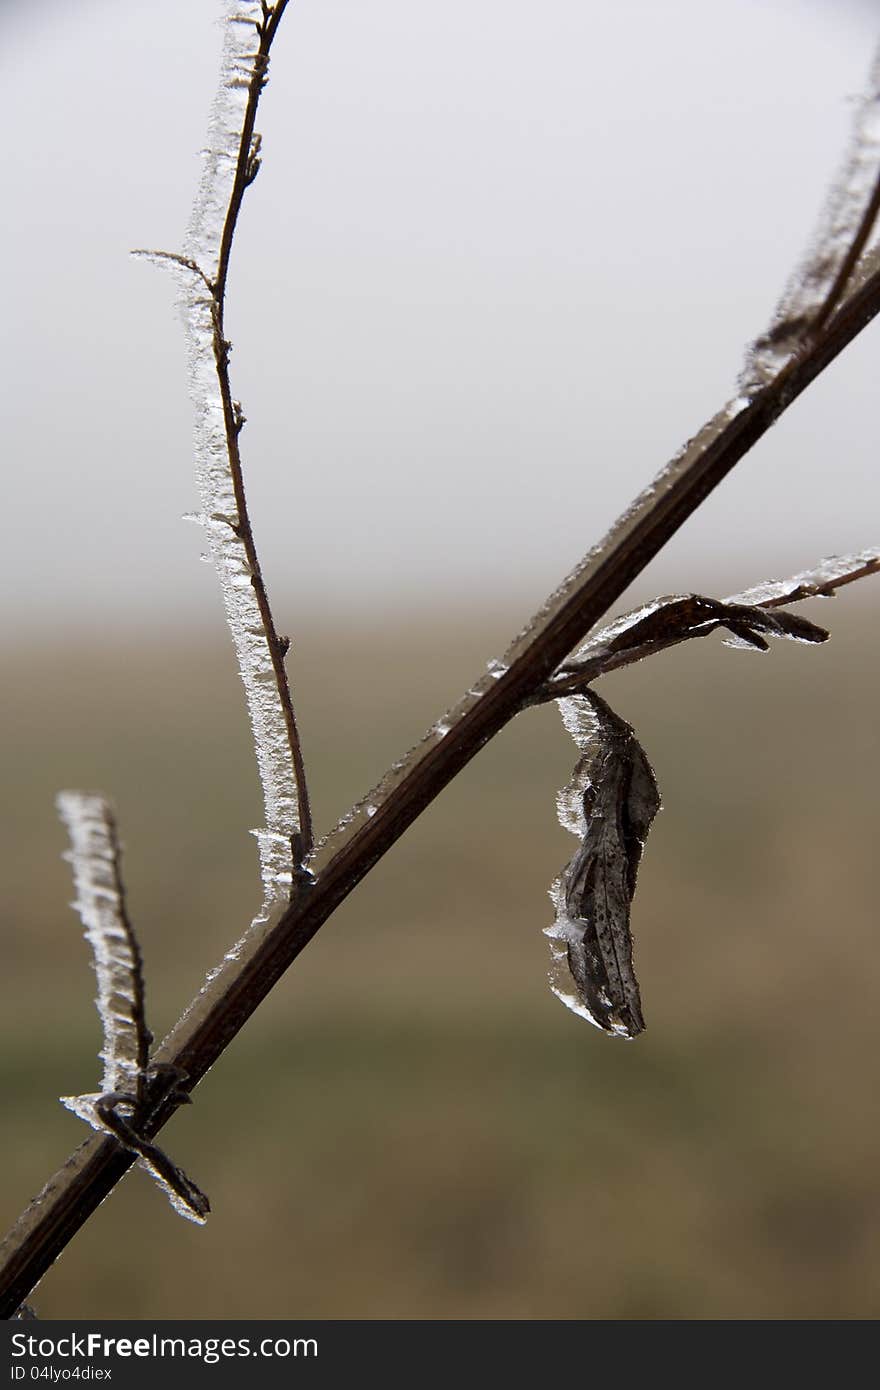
[1,597,878,1318]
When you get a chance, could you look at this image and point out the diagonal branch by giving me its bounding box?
[4,255,880,1319]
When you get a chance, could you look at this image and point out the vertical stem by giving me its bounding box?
[208,0,313,859]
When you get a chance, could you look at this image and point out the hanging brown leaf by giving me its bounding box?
[546,692,660,1039]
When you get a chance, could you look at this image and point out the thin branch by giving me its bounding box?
[55,794,209,1225]
[207,0,313,862]
[129,249,214,295]
[143,0,312,893]
[727,548,880,608]
[215,3,286,317]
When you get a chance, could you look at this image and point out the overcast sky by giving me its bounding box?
[2,0,878,635]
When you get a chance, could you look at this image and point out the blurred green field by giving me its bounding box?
[1,596,878,1319]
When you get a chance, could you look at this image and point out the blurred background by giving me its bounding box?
[1,0,878,1318]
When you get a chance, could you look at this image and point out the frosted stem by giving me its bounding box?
[138,0,311,919]
[56,793,149,1101]
[726,548,880,608]
[56,796,209,1224]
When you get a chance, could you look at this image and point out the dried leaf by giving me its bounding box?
[540,552,880,698]
[539,548,878,1041]
[546,692,660,1038]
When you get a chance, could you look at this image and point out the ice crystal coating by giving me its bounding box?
[557,598,672,677]
[545,590,831,697]
[58,1092,105,1128]
[727,548,880,608]
[144,1166,209,1225]
[56,792,147,1094]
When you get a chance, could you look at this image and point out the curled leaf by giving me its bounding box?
[546,692,660,1039]
[542,593,830,700]
[536,549,878,704]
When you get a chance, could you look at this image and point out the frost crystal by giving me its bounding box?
[727,548,880,608]
[186,3,265,284]
[56,792,147,1094]
[560,597,672,673]
[142,1164,209,1226]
